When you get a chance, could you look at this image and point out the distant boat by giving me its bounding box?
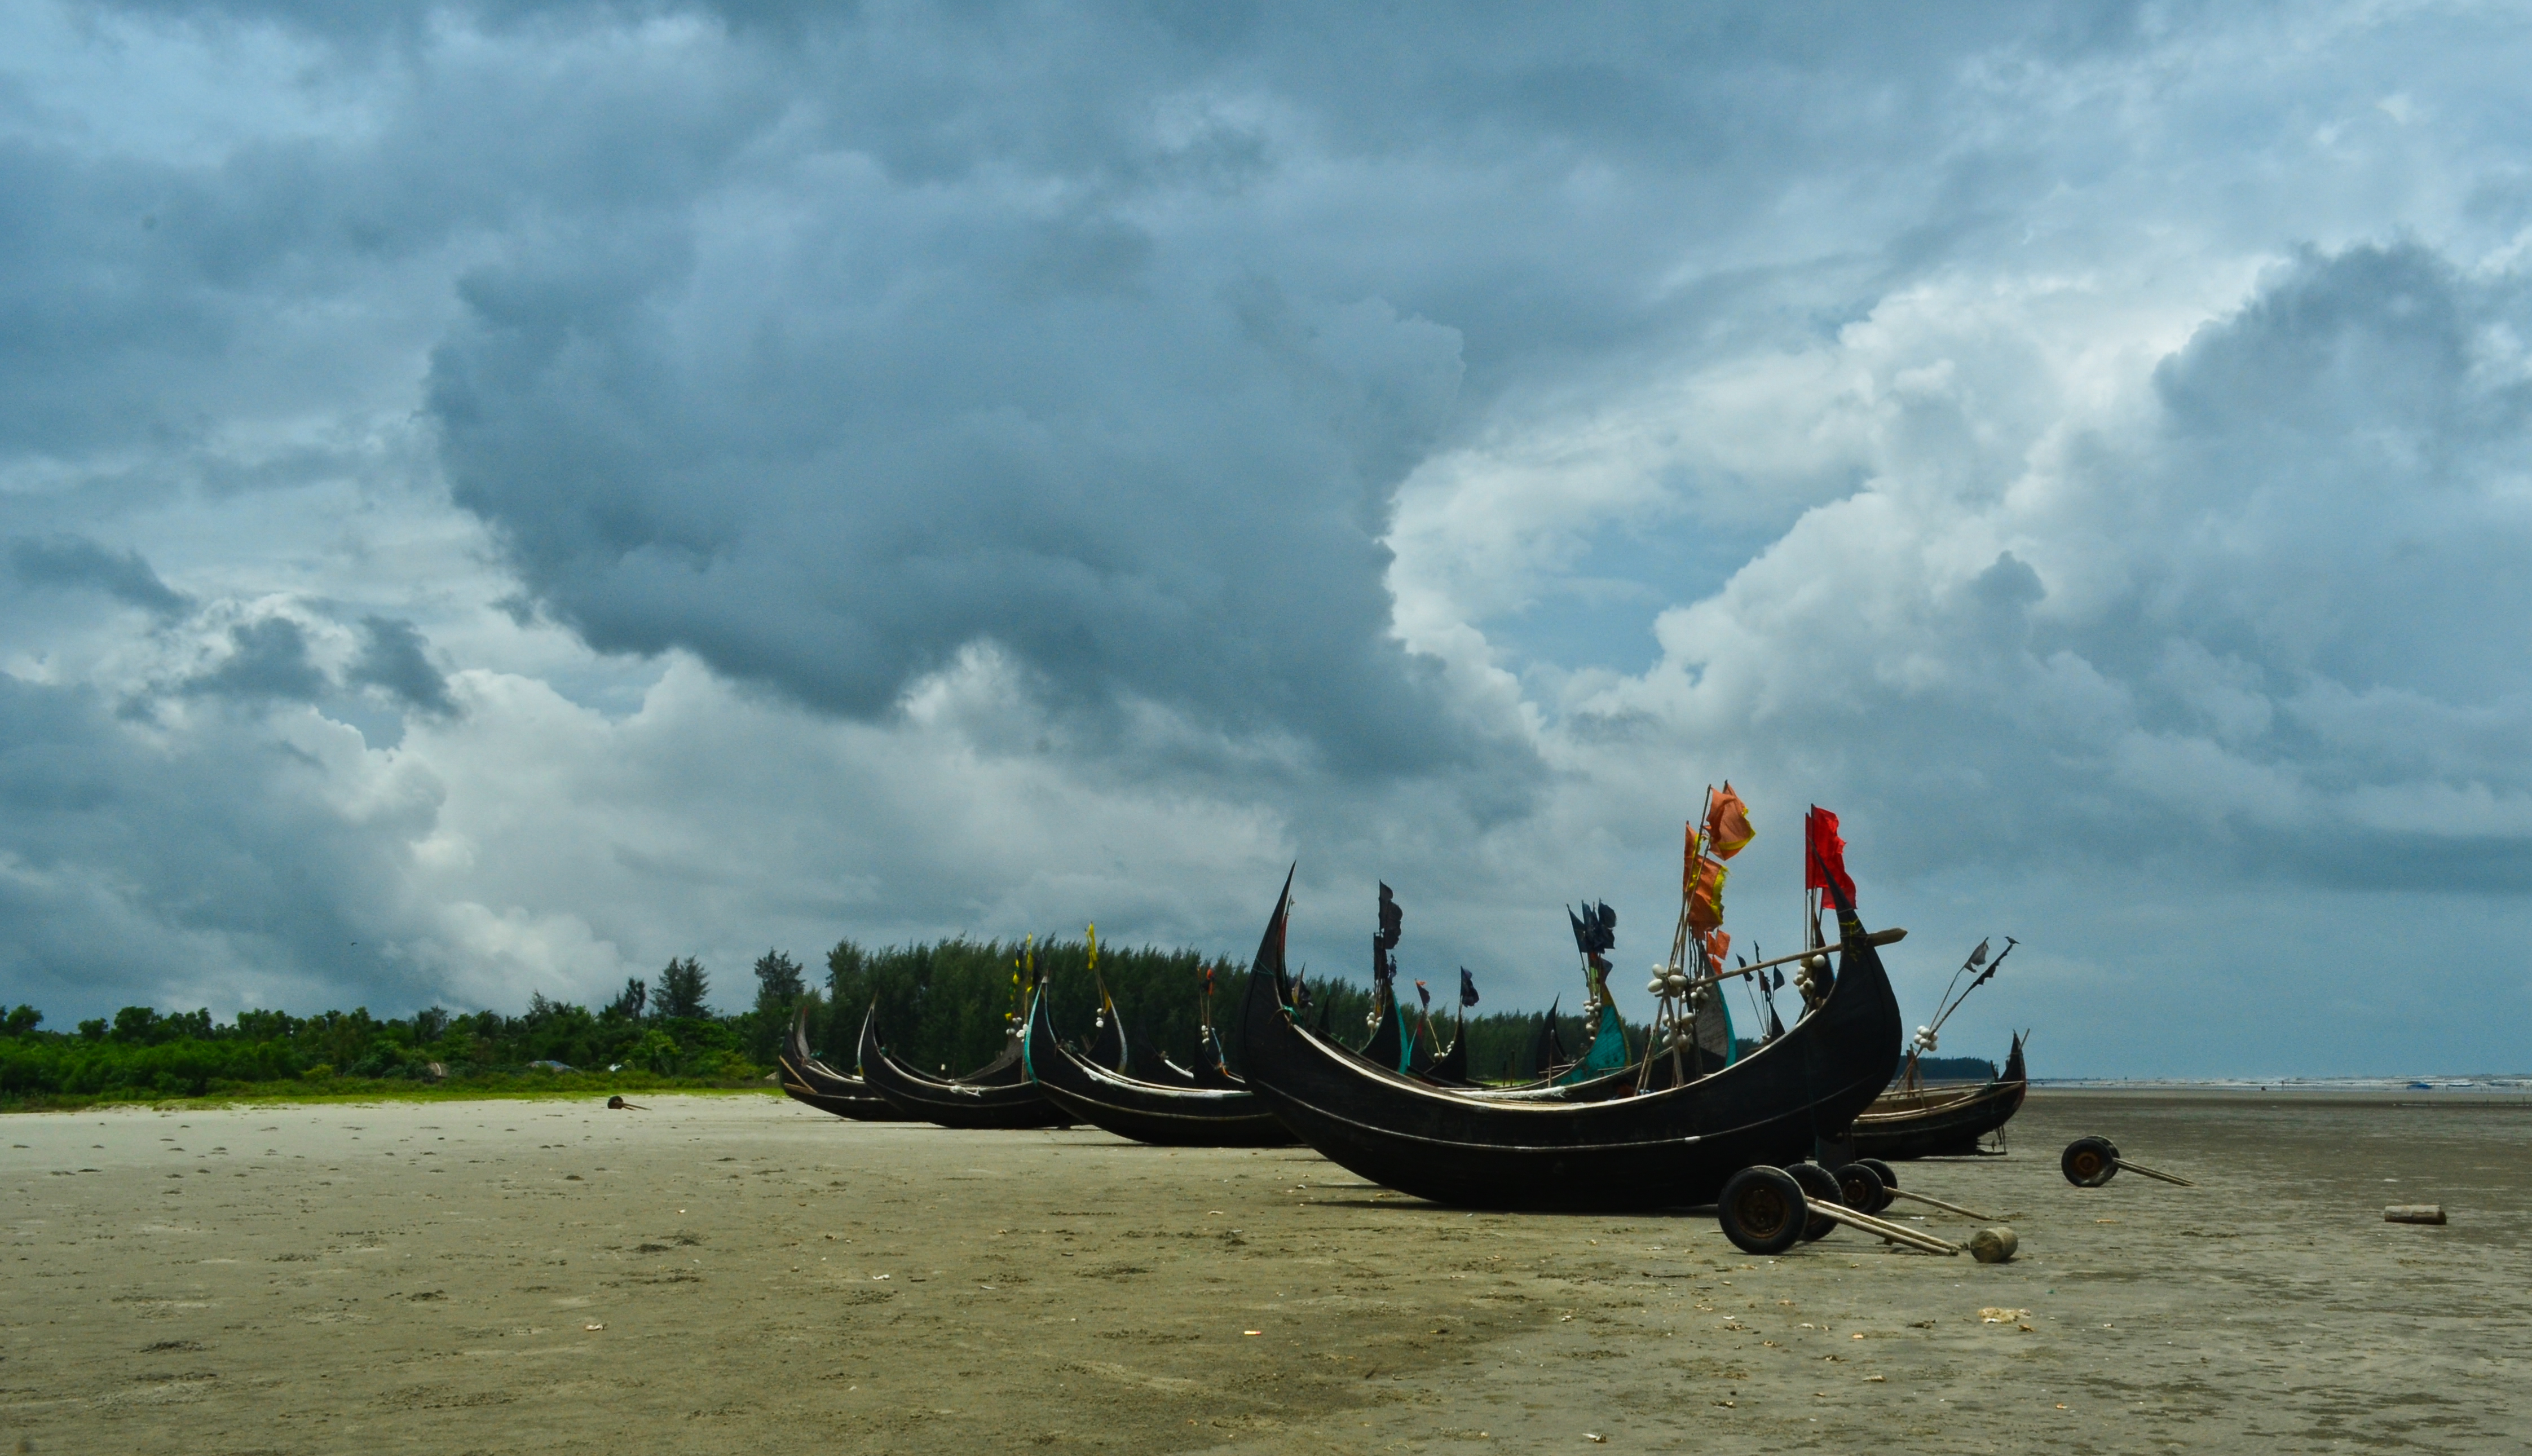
[1851,1033,2028,1160]
[1850,936,2028,1160]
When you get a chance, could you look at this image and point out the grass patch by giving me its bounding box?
[3,1071,783,1114]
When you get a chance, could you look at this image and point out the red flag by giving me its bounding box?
[1704,929,1731,968]
[1805,806,1855,905]
[1704,782,1755,860]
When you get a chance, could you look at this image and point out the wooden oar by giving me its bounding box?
[2112,1157,2197,1186]
[1882,1187,1997,1221]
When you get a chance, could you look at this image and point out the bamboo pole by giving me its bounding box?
[1882,1188,1997,1221]
[2114,1158,2198,1187]
[1803,1201,1962,1255]
[1648,788,1717,1093]
[1703,927,1907,982]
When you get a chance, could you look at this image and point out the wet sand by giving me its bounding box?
[5,1088,2527,1454]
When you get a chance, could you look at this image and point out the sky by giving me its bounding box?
[4,1,2530,1076]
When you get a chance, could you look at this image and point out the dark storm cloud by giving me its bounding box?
[431,256,1473,773]
[347,615,456,716]
[10,3,2159,786]
[7,535,190,617]
[184,617,328,701]
[411,1,2149,778]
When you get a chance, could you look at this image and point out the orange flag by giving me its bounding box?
[1704,930,1731,968]
[1686,857,1728,933]
[1704,782,1755,860]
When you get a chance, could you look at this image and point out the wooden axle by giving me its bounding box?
[1806,1200,1962,1255]
[1883,1187,1997,1221]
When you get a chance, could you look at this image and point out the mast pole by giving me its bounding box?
[1651,784,1717,1092]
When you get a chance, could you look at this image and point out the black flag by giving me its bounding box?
[1972,936,2016,989]
[1415,978,1431,1010]
[1573,899,1616,970]
[1376,883,1402,951]
[1459,967,1479,1008]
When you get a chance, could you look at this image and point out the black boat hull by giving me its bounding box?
[1022,990,1299,1146]
[855,1005,1075,1129]
[1236,872,1902,1211]
[775,1011,919,1122]
[1851,1036,2027,1159]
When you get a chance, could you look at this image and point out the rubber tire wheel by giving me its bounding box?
[1785,1162,1843,1240]
[2062,1135,2120,1188]
[1717,1166,1807,1256]
[1856,1158,1899,1214]
[1833,1163,1886,1214]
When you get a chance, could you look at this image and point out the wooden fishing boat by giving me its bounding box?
[854,1004,1075,1129]
[1021,988,1298,1146]
[1850,1034,2027,1159]
[775,1008,918,1122]
[1236,869,1902,1211]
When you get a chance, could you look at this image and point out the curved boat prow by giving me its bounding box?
[1237,870,1902,1211]
[1022,986,1296,1146]
[857,1000,1073,1129]
[775,1006,916,1121]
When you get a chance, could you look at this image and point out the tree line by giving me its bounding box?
[0,936,1994,1107]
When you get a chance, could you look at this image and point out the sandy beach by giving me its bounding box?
[5,1088,2527,1454]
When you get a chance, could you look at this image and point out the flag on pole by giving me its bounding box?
[1973,937,2014,989]
[1704,782,1756,859]
[1805,806,1856,903]
[1459,967,1480,1008]
[1686,857,1728,933]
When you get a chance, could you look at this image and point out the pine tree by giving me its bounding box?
[653,957,711,1020]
